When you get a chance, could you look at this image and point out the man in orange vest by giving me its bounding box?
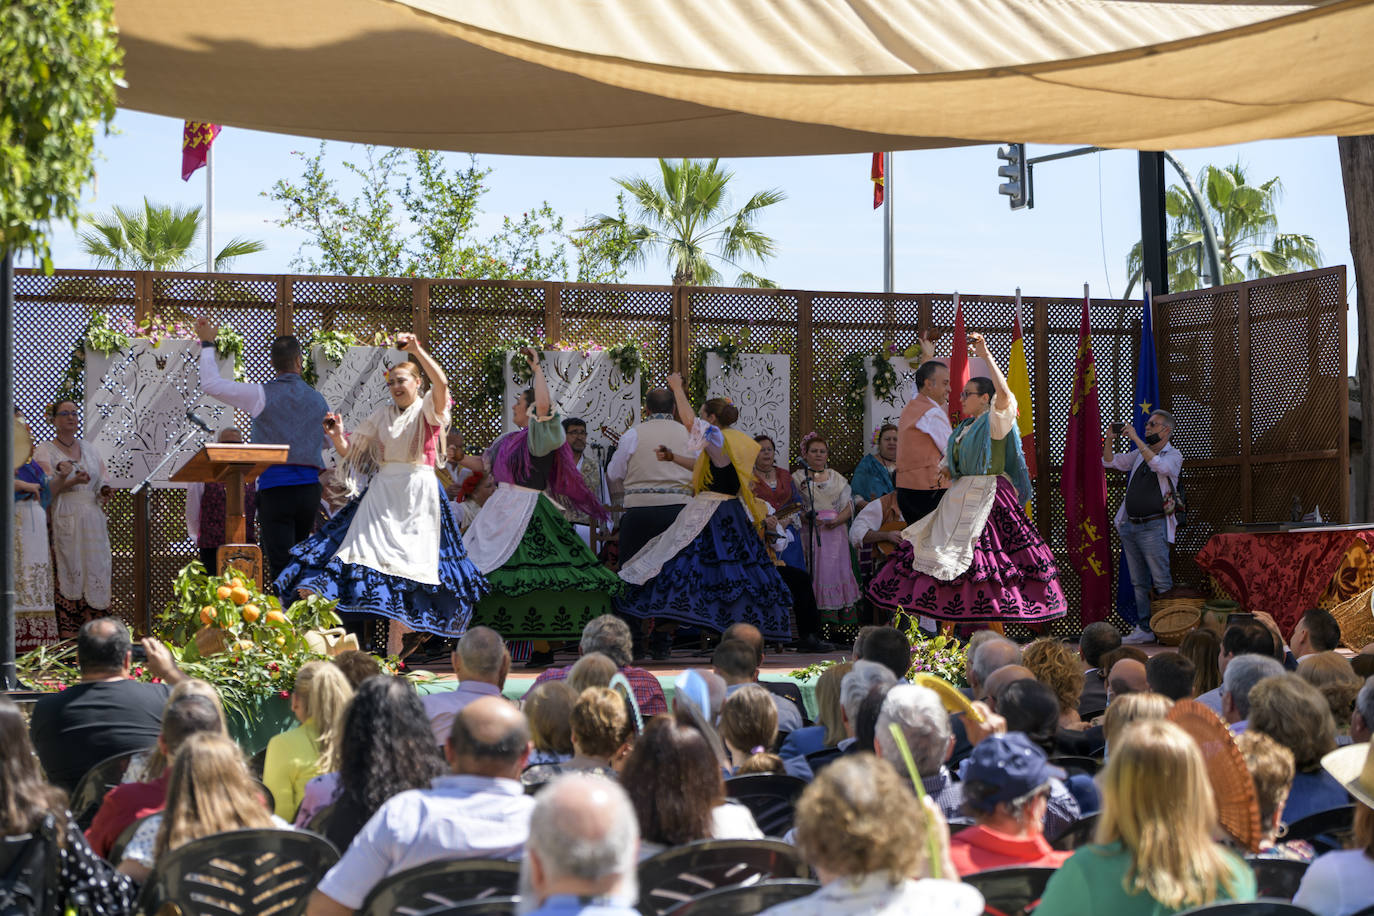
[895,358,952,524]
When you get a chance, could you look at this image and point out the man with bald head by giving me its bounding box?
[722,622,809,722]
[520,775,641,915]
[1107,658,1149,701]
[422,626,511,745]
[307,697,535,916]
[983,665,1036,712]
[968,637,1024,701]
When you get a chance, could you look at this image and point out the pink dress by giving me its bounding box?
[793,468,861,626]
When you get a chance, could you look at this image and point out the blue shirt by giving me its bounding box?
[523,895,639,916]
[1283,770,1351,824]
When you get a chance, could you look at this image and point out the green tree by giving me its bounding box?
[79,197,267,271]
[1126,161,1321,296]
[264,144,629,282]
[1,0,123,270]
[581,158,786,287]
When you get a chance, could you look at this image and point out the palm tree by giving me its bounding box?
[79,197,267,271]
[1125,161,1320,297]
[581,158,785,287]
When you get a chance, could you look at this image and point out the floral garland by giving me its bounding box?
[689,334,746,406]
[472,335,645,411]
[839,340,926,426]
[55,312,246,404]
[300,328,400,386]
[789,611,967,685]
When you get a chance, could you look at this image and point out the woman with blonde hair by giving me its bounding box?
[523,687,634,789]
[1022,638,1086,729]
[1297,652,1364,735]
[522,680,577,767]
[263,660,353,820]
[719,684,785,775]
[1102,692,1174,754]
[1233,731,1313,862]
[780,661,853,761]
[568,652,618,693]
[1248,674,1348,823]
[1036,720,1255,916]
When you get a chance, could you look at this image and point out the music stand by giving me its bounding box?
[171,444,289,589]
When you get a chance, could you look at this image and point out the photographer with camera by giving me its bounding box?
[1103,410,1183,645]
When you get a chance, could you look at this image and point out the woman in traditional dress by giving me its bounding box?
[14,409,56,651]
[276,334,488,656]
[793,433,861,630]
[463,348,622,647]
[850,423,898,509]
[752,435,830,651]
[616,373,792,641]
[867,332,1066,627]
[36,400,113,638]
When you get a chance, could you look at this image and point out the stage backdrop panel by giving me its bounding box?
[84,341,237,488]
[312,345,408,468]
[864,355,919,450]
[705,353,790,461]
[501,350,640,450]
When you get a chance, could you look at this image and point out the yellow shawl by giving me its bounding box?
[691,427,767,529]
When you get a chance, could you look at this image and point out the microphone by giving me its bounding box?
[186,410,214,434]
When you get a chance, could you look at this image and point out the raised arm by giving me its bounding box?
[666,372,695,433]
[969,332,1012,411]
[195,317,266,415]
[323,413,349,458]
[522,347,552,418]
[396,333,448,414]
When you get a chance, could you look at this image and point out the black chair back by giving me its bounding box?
[723,773,806,837]
[661,879,820,915]
[1244,858,1310,901]
[803,746,843,775]
[69,748,142,829]
[0,819,56,916]
[137,828,339,916]
[1173,899,1321,916]
[1285,805,1356,854]
[1050,813,1099,851]
[1048,755,1101,777]
[961,865,1058,916]
[411,897,520,916]
[356,859,521,916]
[638,839,809,916]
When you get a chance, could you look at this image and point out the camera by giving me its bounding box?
[1111,422,1126,435]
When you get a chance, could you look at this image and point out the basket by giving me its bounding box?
[1330,585,1374,651]
[1150,598,1203,646]
[1201,598,1239,631]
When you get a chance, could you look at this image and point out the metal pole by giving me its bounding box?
[1138,152,1169,296]
[205,141,215,272]
[1,251,16,689]
[883,152,894,293]
[1161,151,1224,287]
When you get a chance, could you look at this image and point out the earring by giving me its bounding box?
[1275,821,1288,839]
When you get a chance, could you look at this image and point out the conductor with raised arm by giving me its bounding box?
[195,318,330,584]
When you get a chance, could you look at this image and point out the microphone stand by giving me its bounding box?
[803,462,820,573]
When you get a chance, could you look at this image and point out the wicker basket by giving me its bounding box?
[1331,585,1374,651]
[1150,598,1204,646]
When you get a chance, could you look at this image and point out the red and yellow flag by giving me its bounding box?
[947,293,969,426]
[1060,288,1113,624]
[1007,289,1037,482]
[182,121,221,181]
[871,152,885,208]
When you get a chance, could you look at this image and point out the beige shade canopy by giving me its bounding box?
[115,0,1374,155]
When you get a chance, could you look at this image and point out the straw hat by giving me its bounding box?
[1320,743,1374,810]
[1167,699,1263,852]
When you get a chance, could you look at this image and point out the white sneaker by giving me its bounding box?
[1122,625,1156,645]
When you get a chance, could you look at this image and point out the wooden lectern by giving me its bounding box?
[171,443,290,589]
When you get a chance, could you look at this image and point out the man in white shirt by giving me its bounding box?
[305,697,535,916]
[1102,409,1184,644]
[894,359,952,524]
[421,626,510,746]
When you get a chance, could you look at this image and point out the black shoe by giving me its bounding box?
[796,634,839,653]
[650,646,672,661]
[524,649,556,669]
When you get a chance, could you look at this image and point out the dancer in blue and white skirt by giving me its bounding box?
[276,334,488,655]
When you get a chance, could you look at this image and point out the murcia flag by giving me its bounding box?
[182,121,220,181]
[871,152,885,208]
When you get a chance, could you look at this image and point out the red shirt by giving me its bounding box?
[948,823,1071,876]
[84,772,169,859]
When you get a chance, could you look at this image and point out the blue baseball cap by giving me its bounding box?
[963,733,1065,810]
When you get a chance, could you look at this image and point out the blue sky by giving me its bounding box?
[27,110,1355,366]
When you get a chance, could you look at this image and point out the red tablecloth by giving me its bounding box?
[1195,529,1374,636]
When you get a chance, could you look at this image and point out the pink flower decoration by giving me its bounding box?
[279,690,290,698]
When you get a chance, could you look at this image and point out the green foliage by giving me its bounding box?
[1126,160,1322,296]
[474,338,644,412]
[582,158,786,286]
[839,344,911,428]
[264,144,630,283]
[79,197,267,271]
[789,612,968,685]
[1,0,122,268]
[689,334,746,406]
[298,328,397,385]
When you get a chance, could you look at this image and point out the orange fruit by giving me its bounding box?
[200,605,216,625]
[265,609,286,625]
[241,604,260,623]
[230,577,245,590]
[229,586,251,605]
[216,585,232,600]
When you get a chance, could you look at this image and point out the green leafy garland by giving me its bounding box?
[689,334,745,406]
[789,611,967,685]
[473,338,645,411]
[838,341,925,427]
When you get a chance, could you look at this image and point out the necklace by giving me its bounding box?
[55,436,77,451]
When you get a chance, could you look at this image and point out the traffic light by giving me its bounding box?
[996,143,1029,210]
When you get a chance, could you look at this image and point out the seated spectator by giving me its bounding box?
[1023,638,1086,729]
[0,695,136,912]
[1102,692,1173,756]
[1293,741,1374,916]
[1146,652,1196,702]
[964,630,1008,691]
[1098,645,1148,686]
[874,684,965,822]
[421,626,509,746]
[949,733,1073,874]
[1248,675,1351,823]
[724,622,810,721]
[621,714,761,857]
[1196,622,1276,715]
[1036,720,1257,916]
[1354,676,1374,744]
[1107,658,1148,702]
[714,638,803,732]
[520,774,641,916]
[121,677,228,784]
[294,676,445,852]
[568,652,617,693]
[305,696,537,916]
[85,693,222,858]
[531,616,668,717]
[331,649,382,688]
[759,754,984,916]
[840,661,899,752]
[264,659,353,821]
[118,732,280,883]
[859,625,913,682]
[992,678,1092,828]
[523,680,577,766]
[523,687,635,789]
[1298,652,1364,737]
[968,636,1024,702]
[982,664,1036,714]
[1234,731,1314,862]
[28,617,185,792]
[1180,628,1222,695]
[1291,608,1343,661]
[1221,654,1285,732]
[1078,622,1122,714]
[720,684,785,775]
[780,661,852,761]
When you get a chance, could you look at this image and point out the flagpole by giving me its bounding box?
[205,139,214,272]
[883,152,894,293]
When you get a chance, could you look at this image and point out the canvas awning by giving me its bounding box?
[115,0,1374,154]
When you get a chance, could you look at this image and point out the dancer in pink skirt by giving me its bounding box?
[867,332,1066,626]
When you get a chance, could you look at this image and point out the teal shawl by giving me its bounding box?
[946,408,1033,504]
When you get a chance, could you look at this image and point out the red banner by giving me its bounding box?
[182,121,220,180]
[1060,293,1113,623]
[947,294,969,425]
[871,152,885,208]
